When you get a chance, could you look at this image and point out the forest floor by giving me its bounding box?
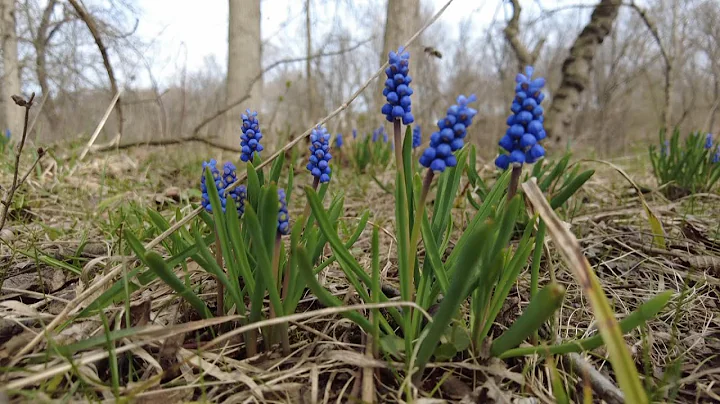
[0,142,719,403]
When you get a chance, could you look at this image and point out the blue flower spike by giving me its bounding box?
[381,47,414,125]
[200,159,226,213]
[412,125,422,149]
[240,109,264,162]
[713,145,720,164]
[335,133,344,148]
[277,189,290,235]
[352,128,357,139]
[221,162,246,217]
[705,133,713,150]
[495,66,547,170]
[419,94,478,172]
[307,125,332,183]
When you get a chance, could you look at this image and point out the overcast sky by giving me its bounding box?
[131,0,601,86]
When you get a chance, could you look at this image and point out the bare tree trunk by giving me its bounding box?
[35,0,59,132]
[545,0,622,149]
[226,0,262,147]
[67,0,123,140]
[0,0,21,136]
[376,0,420,117]
[305,0,315,126]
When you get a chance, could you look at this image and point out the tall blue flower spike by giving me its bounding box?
[240,109,264,162]
[200,159,226,213]
[307,125,332,183]
[412,125,422,148]
[713,145,720,164]
[705,133,713,150]
[277,189,290,235]
[4,129,10,140]
[381,47,414,125]
[419,95,478,172]
[335,133,344,148]
[352,128,357,139]
[495,66,547,170]
[372,126,384,143]
[221,162,246,217]
[661,140,670,157]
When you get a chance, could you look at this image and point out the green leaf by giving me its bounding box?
[415,222,493,375]
[550,169,594,210]
[434,343,457,361]
[296,245,372,332]
[145,251,212,319]
[499,290,673,358]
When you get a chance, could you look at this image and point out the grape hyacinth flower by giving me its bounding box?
[661,140,670,157]
[240,109,264,162]
[372,126,383,143]
[705,133,713,150]
[221,162,246,217]
[277,189,290,235]
[381,47,414,125]
[419,94,478,173]
[4,129,9,140]
[335,133,344,148]
[307,125,332,184]
[352,128,357,139]
[495,66,547,170]
[412,125,422,148]
[200,159,226,213]
[713,145,720,164]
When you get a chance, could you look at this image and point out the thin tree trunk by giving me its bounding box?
[0,0,22,136]
[226,0,262,147]
[35,0,59,132]
[305,0,315,126]
[545,0,622,149]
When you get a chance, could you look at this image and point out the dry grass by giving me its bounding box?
[0,143,718,403]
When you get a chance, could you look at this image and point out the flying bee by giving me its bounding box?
[424,46,442,59]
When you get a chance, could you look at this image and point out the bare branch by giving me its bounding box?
[191,37,373,138]
[66,0,123,139]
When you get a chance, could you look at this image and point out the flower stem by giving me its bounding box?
[393,119,414,360]
[213,233,224,317]
[302,176,321,225]
[268,233,284,351]
[508,164,523,201]
[409,169,434,267]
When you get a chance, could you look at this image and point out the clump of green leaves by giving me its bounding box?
[349,129,392,174]
[650,129,720,199]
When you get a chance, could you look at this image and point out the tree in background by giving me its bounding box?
[226,0,262,148]
[1,0,21,136]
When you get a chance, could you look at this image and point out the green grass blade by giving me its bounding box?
[490,283,565,356]
[145,251,212,319]
[499,290,673,358]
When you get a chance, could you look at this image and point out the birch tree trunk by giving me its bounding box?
[376,0,420,118]
[0,0,21,137]
[226,0,262,147]
[544,0,622,149]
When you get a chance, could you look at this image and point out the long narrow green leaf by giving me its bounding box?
[296,246,372,332]
[415,222,493,375]
[500,290,673,358]
[490,283,565,356]
[550,170,594,210]
[145,251,212,319]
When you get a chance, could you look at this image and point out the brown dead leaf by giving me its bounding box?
[129,300,152,328]
[3,268,67,293]
[0,330,35,361]
[439,374,473,399]
[158,332,185,382]
[685,256,720,276]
